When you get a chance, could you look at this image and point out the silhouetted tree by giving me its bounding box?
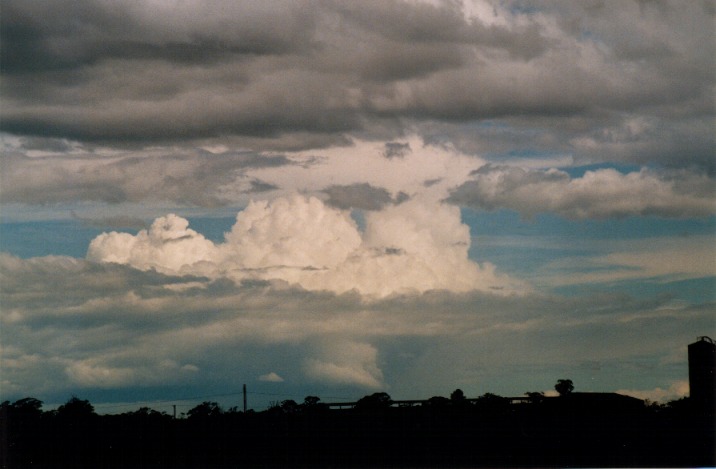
[11,397,44,416]
[267,400,281,411]
[476,392,505,402]
[125,406,169,419]
[450,388,466,402]
[0,400,9,422]
[56,396,95,420]
[355,392,392,411]
[302,395,325,414]
[187,401,222,419]
[666,396,693,413]
[474,393,510,414]
[425,396,450,408]
[555,379,574,396]
[3,397,45,466]
[280,399,300,414]
[303,395,321,407]
[1,390,713,467]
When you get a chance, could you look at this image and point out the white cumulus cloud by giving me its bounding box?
[87,214,218,273]
[616,380,690,404]
[86,194,522,297]
[259,372,284,382]
[221,195,361,271]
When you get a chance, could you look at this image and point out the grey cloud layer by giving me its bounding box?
[3,136,712,218]
[323,183,408,211]
[1,148,289,206]
[447,165,716,219]
[1,0,713,171]
[2,253,710,401]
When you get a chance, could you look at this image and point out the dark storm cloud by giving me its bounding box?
[329,0,549,60]
[0,149,291,206]
[0,0,315,73]
[0,0,713,170]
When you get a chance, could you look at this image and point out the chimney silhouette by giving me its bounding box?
[688,336,715,411]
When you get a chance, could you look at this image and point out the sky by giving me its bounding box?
[1,0,714,414]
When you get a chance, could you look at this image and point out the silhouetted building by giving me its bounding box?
[688,336,715,410]
[541,392,644,414]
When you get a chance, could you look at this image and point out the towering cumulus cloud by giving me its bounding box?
[221,195,362,272]
[87,194,520,297]
[88,214,218,274]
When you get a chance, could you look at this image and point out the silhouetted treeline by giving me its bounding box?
[2,391,714,468]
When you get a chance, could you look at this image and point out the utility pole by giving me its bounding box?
[243,384,247,412]
[172,404,176,419]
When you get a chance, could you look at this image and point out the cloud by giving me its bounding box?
[18,136,76,153]
[245,179,279,194]
[0,1,711,172]
[65,361,137,388]
[447,165,715,219]
[383,142,411,159]
[615,380,689,404]
[0,148,292,206]
[0,0,316,73]
[87,214,219,272]
[251,135,483,202]
[1,0,714,411]
[305,342,383,389]
[2,251,711,404]
[1,134,478,213]
[72,211,147,230]
[220,195,362,271]
[64,358,201,389]
[537,235,716,287]
[322,183,402,211]
[259,372,284,383]
[87,194,522,297]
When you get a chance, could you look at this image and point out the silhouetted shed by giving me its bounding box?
[543,392,644,414]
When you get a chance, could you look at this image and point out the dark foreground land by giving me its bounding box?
[2,393,714,468]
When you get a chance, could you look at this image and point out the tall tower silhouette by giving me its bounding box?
[688,336,715,411]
